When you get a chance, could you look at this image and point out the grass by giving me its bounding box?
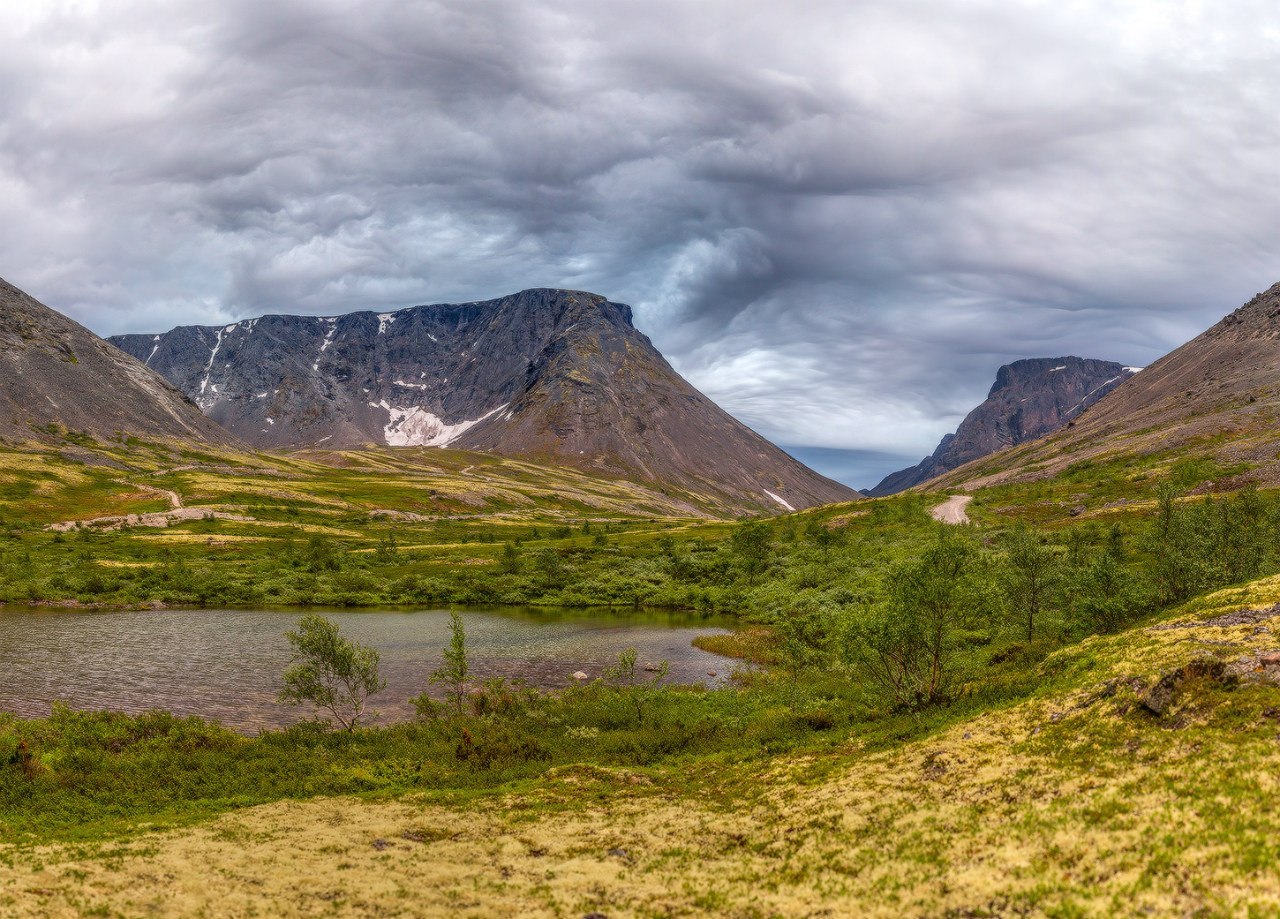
[6,428,1280,914]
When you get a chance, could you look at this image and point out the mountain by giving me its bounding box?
[867,357,1137,496]
[110,288,857,513]
[0,278,231,445]
[930,281,1280,490]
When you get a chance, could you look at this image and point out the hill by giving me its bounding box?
[111,289,856,513]
[0,279,230,445]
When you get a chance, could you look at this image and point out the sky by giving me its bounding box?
[2,0,1279,489]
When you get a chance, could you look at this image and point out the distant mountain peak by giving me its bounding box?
[867,356,1135,496]
[111,288,856,514]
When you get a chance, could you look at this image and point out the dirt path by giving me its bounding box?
[147,485,182,509]
[930,494,972,524]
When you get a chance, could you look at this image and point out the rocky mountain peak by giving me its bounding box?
[867,356,1136,496]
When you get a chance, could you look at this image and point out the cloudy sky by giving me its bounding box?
[2,0,1279,487]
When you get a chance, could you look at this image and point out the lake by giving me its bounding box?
[0,606,743,731]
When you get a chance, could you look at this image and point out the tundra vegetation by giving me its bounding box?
[4,436,1280,914]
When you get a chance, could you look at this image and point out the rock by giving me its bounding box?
[1141,658,1230,716]
[642,663,661,672]
[707,670,717,677]
[572,671,589,681]
[372,838,390,851]
[1069,504,1086,517]
[1260,652,1280,667]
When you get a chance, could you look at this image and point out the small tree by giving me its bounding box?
[853,530,995,706]
[431,611,470,715]
[499,542,521,575]
[279,615,385,731]
[1000,525,1059,643]
[605,647,669,724]
[804,518,844,561]
[730,520,772,587]
[304,534,340,573]
[534,548,565,588]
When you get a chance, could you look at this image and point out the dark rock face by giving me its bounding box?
[0,278,231,445]
[867,357,1136,496]
[111,289,857,513]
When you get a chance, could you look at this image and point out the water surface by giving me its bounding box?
[0,606,741,731]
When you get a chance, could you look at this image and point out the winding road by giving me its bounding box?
[930,494,973,525]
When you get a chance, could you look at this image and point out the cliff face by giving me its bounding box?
[867,357,1136,495]
[930,281,1280,491]
[112,289,858,513]
[0,278,232,445]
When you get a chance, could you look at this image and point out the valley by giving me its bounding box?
[6,279,1280,916]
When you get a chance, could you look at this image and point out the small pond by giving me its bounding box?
[0,606,744,731]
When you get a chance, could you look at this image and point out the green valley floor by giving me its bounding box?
[7,577,1280,918]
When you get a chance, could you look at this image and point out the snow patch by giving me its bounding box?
[370,402,508,447]
[765,490,795,512]
[314,323,338,371]
[393,379,431,390]
[266,417,275,425]
[197,328,226,407]
[1048,366,1066,372]
[1124,366,1144,373]
[377,313,397,334]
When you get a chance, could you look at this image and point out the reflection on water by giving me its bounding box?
[0,606,744,731]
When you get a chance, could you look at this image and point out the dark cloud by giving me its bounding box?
[3,0,1280,488]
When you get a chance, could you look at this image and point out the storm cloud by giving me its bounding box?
[3,0,1279,486]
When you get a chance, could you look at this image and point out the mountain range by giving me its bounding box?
[109,288,857,513]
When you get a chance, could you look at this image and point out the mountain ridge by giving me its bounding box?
[929,281,1280,490]
[0,278,233,446]
[867,356,1137,495]
[111,288,858,513]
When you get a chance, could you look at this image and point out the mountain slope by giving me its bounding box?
[111,289,856,513]
[867,357,1136,495]
[932,281,1280,489]
[0,279,231,445]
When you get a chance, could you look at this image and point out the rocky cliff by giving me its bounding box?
[867,357,1137,495]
